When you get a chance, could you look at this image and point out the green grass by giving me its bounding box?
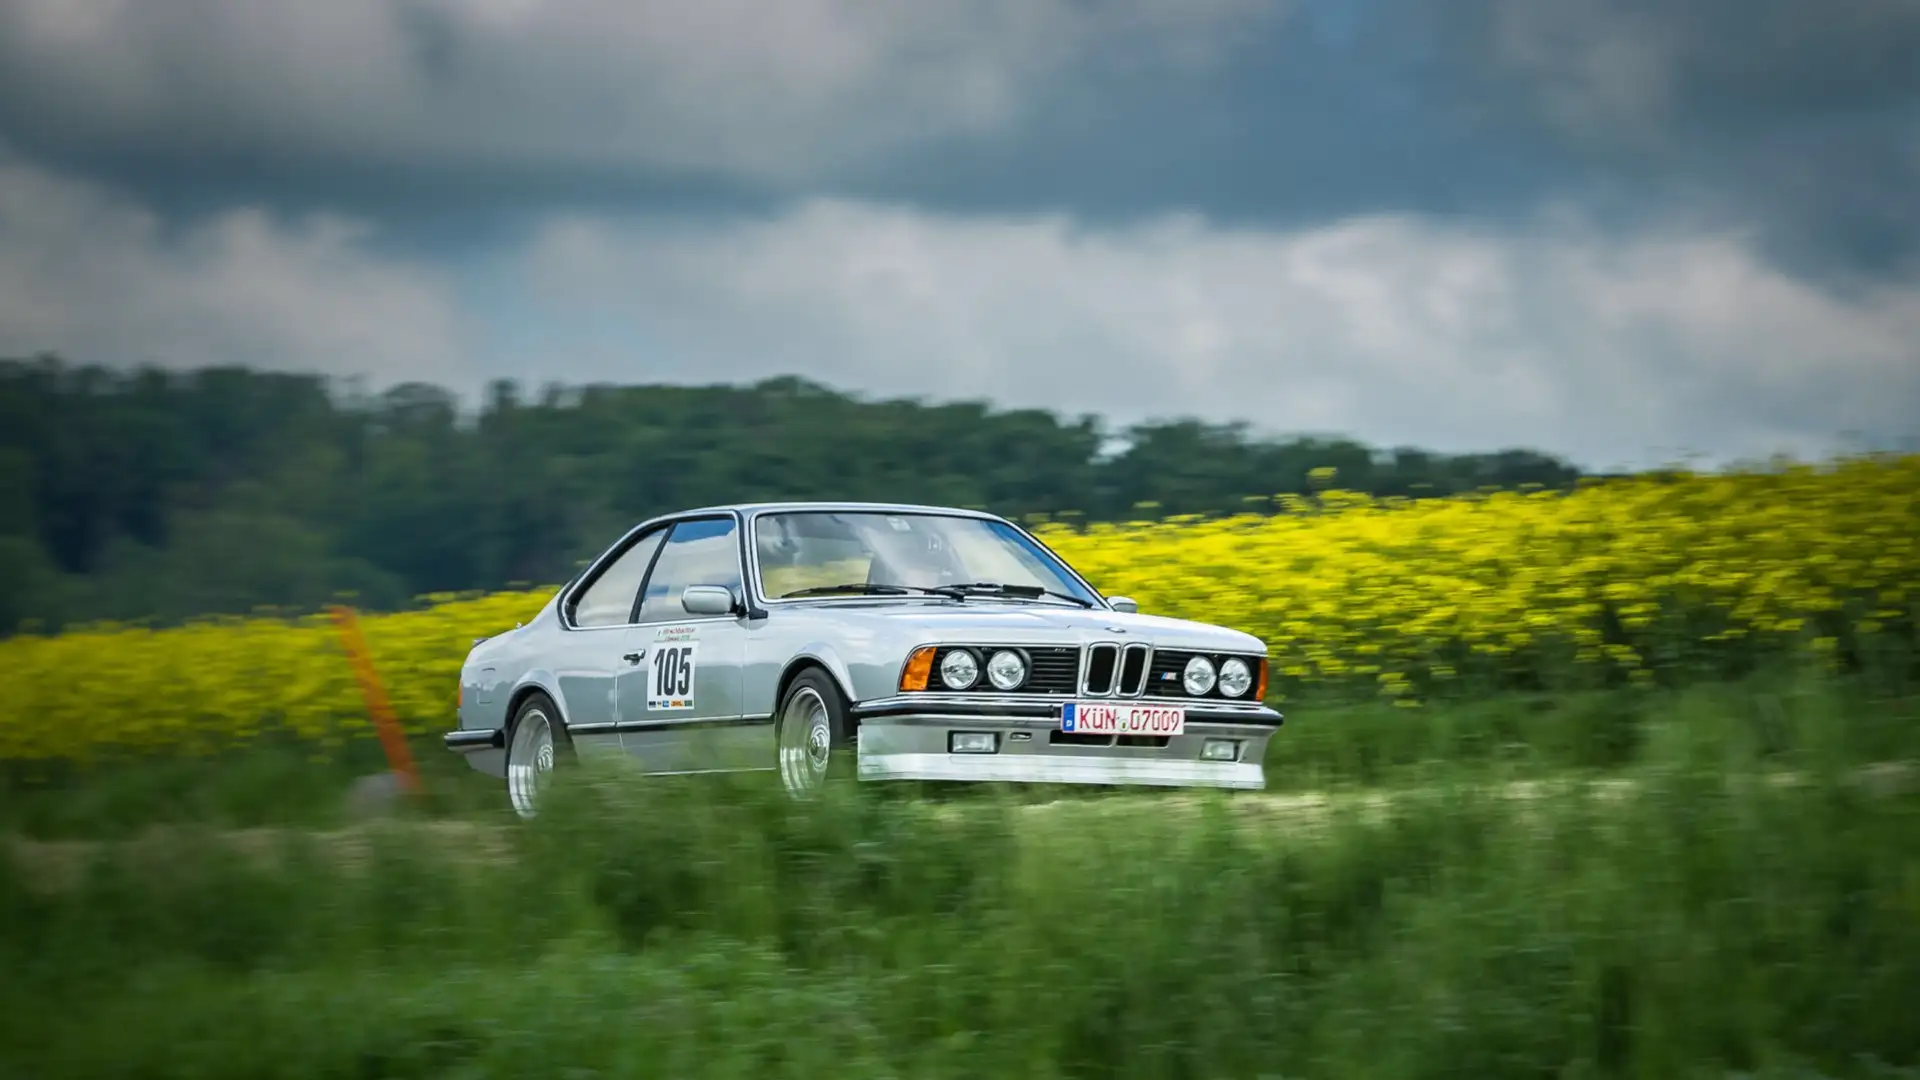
[6,668,1916,839]
[2,673,1916,1077]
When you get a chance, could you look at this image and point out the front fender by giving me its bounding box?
[768,643,861,714]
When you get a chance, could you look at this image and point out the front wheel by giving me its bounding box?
[776,669,854,797]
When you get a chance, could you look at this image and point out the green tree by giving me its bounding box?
[0,355,1584,632]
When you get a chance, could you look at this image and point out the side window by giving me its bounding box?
[637,517,742,622]
[569,529,666,628]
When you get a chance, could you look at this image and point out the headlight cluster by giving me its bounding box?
[1181,654,1256,698]
[938,647,1028,691]
[907,644,1260,699]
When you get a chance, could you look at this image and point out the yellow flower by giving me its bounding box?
[2,454,1915,760]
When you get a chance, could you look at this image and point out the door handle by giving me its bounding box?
[623,651,644,664]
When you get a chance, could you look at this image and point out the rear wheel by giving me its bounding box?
[776,668,853,797]
[505,691,572,818]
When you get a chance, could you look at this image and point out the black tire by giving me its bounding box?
[504,690,574,818]
[775,667,855,796]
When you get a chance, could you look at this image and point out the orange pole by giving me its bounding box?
[330,604,422,795]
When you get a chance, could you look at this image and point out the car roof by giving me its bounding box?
[667,500,1007,520]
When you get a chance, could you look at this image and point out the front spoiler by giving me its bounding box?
[856,749,1267,789]
[851,697,1280,790]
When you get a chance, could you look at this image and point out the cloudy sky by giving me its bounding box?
[1,0,1916,469]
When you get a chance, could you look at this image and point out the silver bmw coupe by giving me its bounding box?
[442,502,1283,815]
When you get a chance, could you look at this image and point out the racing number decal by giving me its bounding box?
[648,640,698,710]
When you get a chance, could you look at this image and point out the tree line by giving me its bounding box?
[0,355,1585,633]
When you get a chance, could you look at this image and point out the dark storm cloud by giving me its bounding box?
[1412,0,1920,275]
[831,0,1920,272]
[4,0,1913,270]
[1431,0,1920,142]
[0,0,1587,240]
[0,0,1288,210]
[833,1,1577,229]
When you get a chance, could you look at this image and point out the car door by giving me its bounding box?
[552,524,667,763]
[614,515,755,774]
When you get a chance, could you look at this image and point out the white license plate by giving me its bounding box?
[1061,701,1186,736]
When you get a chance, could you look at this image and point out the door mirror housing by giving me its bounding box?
[1107,595,1139,613]
[681,585,738,616]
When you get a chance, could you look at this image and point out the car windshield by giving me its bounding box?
[753,511,1101,606]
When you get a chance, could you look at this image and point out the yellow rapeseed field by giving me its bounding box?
[1,455,1914,761]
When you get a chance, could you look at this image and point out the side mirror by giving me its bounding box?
[1107,595,1139,613]
[681,584,738,616]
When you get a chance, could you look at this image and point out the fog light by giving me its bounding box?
[1201,739,1239,762]
[949,731,997,754]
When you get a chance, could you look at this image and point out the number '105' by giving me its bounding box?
[653,646,693,695]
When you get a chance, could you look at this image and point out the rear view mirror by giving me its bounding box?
[1107,595,1139,613]
[682,585,738,616]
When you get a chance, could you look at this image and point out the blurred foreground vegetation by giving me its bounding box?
[4,674,1918,1078]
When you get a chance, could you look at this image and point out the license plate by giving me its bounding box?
[1061,701,1186,736]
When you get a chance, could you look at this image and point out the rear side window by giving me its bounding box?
[570,529,666,628]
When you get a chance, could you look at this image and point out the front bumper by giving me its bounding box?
[850,695,1282,790]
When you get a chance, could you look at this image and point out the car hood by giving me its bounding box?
[786,599,1266,654]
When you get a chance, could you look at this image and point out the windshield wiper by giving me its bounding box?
[781,581,1090,606]
[945,581,1095,608]
[780,583,960,599]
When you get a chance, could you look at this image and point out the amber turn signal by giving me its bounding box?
[900,645,937,692]
[1254,657,1269,702]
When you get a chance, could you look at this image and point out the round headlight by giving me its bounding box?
[939,649,979,690]
[986,649,1028,691]
[1218,657,1253,698]
[1182,655,1217,696]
